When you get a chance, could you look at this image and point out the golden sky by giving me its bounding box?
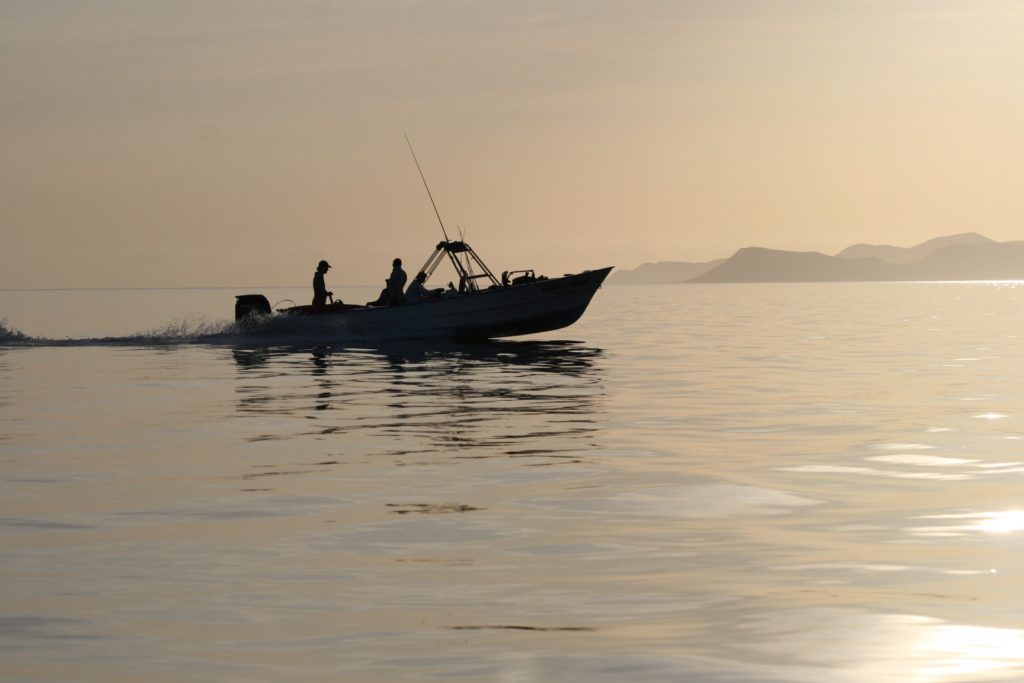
[3,1,1024,288]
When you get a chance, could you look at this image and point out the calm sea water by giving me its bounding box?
[3,283,1024,682]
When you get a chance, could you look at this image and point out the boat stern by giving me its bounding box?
[235,294,271,321]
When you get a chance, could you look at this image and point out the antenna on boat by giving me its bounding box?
[405,134,450,243]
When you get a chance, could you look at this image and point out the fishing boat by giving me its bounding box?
[234,139,611,340]
[234,239,612,340]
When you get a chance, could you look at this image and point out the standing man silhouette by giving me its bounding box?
[313,260,333,306]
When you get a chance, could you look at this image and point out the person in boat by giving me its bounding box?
[368,258,408,306]
[388,258,407,304]
[312,259,333,306]
[404,271,430,303]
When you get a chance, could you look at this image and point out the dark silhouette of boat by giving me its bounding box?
[235,240,612,340]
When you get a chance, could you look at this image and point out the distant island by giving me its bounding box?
[609,233,1024,284]
[606,259,727,285]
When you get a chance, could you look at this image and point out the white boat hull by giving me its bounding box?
[269,267,612,340]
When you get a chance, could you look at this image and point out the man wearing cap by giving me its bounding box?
[312,260,333,306]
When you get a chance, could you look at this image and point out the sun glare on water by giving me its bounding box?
[912,510,1024,537]
[974,510,1024,534]
[909,622,1024,682]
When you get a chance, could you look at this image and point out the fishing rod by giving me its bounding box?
[405,134,450,243]
[405,137,499,291]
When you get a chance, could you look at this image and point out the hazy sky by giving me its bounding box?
[4,0,1024,288]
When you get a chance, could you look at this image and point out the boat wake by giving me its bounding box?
[0,318,30,344]
[0,315,370,348]
[0,316,601,373]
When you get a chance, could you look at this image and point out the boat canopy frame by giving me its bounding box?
[416,240,500,292]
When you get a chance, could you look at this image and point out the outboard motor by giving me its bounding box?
[235,294,271,321]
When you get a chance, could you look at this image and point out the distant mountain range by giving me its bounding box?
[610,233,1024,284]
[834,232,995,263]
[606,259,726,285]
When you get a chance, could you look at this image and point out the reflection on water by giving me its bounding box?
[5,284,1024,682]
[231,340,605,461]
[735,607,1024,683]
[911,510,1024,537]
